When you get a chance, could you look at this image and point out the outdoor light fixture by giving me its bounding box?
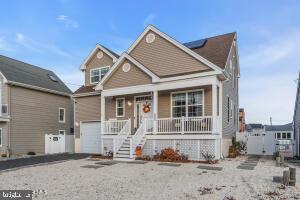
[127,101,132,106]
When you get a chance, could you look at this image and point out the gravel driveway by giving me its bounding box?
[0,156,299,200]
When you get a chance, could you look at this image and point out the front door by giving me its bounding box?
[134,96,153,129]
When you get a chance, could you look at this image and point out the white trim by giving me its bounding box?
[59,130,66,135]
[159,71,222,82]
[95,53,160,90]
[101,75,218,97]
[0,128,2,147]
[90,66,110,85]
[126,25,223,73]
[116,97,125,118]
[72,92,100,98]
[59,107,66,123]
[170,89,205,118]
[0,71,8,83]
[7,81,71,97]
[134,94,152,128]
[80,44,118,71]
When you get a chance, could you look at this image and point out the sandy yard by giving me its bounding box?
[0,156,299,200]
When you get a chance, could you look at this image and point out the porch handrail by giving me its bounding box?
[153,116,213,134]
[103,119,130,135]
[113,119,131,157]
[130,120,146,158]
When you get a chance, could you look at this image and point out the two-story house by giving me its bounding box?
[73,25,240,161]
[0,55,73,156]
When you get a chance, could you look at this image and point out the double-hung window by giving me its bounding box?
[116,98,125,117]
[172,90,203,118]
[59,108,65,123]
[90,67,110,84]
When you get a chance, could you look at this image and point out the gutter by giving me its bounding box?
[7,81,72,97]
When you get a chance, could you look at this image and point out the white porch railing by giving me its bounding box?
[145,116,214,134]
[103,119,130,135]
[130,121,146,158]
[113,119,131,157]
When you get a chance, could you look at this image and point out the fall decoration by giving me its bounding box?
[143,103,151,113]
[135,146,142,157]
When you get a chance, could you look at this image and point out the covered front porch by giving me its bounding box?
[99,76,222,160]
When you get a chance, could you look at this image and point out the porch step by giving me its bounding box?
[113,157,135,162]
[115,153,135,158]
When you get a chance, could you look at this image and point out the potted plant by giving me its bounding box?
[135,146,142,158]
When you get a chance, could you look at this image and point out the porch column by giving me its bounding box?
[153,90,158,134]
[100,95,105,154]
[212,84,218,134]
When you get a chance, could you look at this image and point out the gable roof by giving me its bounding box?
[265,123,293,132]
[247,123,264,131]
[0,55,72,95]
[73,85,99,95]
[95,53,160,90]
[80,44,119,71]
[127,25,224,74]
[184,32,236,70]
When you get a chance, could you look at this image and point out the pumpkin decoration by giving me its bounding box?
[143,103,151,113]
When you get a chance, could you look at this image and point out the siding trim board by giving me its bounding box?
[80,44,118,71]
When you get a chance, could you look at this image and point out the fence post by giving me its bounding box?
[181,116,185,134]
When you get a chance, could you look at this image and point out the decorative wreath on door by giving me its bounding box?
[143,102,151,113]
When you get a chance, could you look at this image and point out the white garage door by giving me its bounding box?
[80,121,101,154]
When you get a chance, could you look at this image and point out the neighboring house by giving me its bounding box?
[0,55,73,155]
[245,123,294,157]
[246,123,264,136]
[239,108,246,132]
[74,25,240,161]
[294,72,300,157]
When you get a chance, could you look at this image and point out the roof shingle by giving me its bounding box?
[0,55,72,94]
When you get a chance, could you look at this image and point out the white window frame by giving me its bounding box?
[170,89,205,118]
[116,98,125,118]
[0,128,2,147]
[90,66,110,84]
[59,130,66,135]
[59,108,66,123]
[230,100,233,119]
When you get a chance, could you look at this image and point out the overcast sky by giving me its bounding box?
[0,0,299,125]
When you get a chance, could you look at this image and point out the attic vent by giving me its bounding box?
[97,51,104,59]
[48,74,58,82]
[146,33,155,43]
[122,63,131,72]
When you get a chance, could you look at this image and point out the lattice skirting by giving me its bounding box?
[142,139,219,161]
[102,138,113,154]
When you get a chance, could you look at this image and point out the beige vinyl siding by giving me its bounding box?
[222,44,239,138]
[85,49,114,86]
[130,30,211,78]
[10,86,72,154]
[105,96,135,130]
[158,86,212,118]
[74,95,101,138]
[103,59,152,90]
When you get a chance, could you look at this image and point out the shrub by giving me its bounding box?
[27,152,36,155]
[201,152,216,164]
[153,148,189,162]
